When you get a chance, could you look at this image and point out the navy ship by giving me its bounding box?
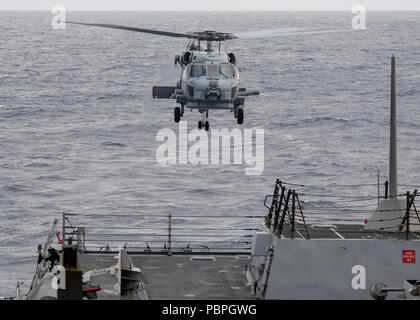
[18,57,420,300]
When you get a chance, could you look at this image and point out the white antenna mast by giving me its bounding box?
[389,55,398,198]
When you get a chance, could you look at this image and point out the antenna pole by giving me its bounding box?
[389,55,398,199]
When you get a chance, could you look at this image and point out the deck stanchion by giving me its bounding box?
[168,214,172,255]
[296,193,310,239]
[276,189,291,237]
[406,192,410,240]
[272,186,285,232]
[399,190,417,236]
[291,190,296,239]
[266,179,281,228]
[62,212,66,243]
[377,169,380,205]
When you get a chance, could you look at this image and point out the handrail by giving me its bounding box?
[62,212,260,254]
[264,179,420,239]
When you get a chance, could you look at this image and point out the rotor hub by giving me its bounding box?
[187,30,235,42]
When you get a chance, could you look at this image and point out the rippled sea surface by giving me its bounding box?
[1,11,420,296]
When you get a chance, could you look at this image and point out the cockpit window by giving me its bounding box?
[190,64,206,77]
[219,65,235,79]
[207,65,218,78]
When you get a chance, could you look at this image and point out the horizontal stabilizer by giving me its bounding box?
[237,89,262,97]
[152,86,177,99]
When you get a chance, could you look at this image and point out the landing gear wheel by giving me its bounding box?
[198,121,202,129]
[237,108,244,125]
[174,107,181,123]
[205,121,210,131]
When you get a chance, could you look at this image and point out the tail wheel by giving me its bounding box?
[237,108,244,125]
[174,107,181,123]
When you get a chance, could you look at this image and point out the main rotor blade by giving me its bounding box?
[66,21,193,39]
[233,27,353,39]
[66,21,354,42]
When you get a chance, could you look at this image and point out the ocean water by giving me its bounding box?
[1,11,420,296]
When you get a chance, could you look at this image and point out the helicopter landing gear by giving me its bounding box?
[174,105,185,123]
[198,109,210,131]
[234,98,245,125]
[174,107,181,123]
[237,107,244,125]
[198,121,210,131]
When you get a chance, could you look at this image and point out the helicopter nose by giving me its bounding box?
[208,80,219,90]
[207,80,220,98]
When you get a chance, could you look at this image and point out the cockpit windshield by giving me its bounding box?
[207,65,218,78]
[190,64,206,78]
[190,64,235,79]
[219,65,235,79]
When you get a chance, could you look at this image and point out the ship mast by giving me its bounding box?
[389,55,398,198]
[365,56,406,231]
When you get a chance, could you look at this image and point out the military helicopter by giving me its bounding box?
[66,21,349,131]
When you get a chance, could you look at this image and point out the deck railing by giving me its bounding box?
[264,179,420,239]
[61,212,264,254]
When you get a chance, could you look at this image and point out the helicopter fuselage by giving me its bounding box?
[65,20,336,130]
[151,38,260,130]
[176,51,242,111]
